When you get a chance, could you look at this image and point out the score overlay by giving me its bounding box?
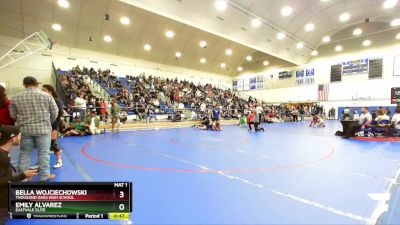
[8,182,132,220]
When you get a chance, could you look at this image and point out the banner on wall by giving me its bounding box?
[342,58,368,75]
[237,79,244,91]
[250,78,257,90]
[278,71,292,79]
[232,80,238,91]
[256,75,264,89]
[243,78,250,91]
[295,70,304,86]
[394,55,400,76]
[305,69,315,84]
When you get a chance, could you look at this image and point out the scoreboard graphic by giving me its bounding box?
[391,87,400,104]
[8,182,132,220]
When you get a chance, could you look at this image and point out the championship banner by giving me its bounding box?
[250,78,257,90]
[237,79,244,91]
[256,75,264,89]
[232,80,238,91]
[295,70,304,86]
[305,69,315,84]
[243,79,250,91]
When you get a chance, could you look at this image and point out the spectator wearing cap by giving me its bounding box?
[0,85,15,125]
[0,125,38,224]
[9,76,59,182]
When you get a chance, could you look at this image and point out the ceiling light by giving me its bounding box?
[383,0,398,9]
[335,45,343,51]
[120,17,130,25]
[225,49,232,55]
[296,42,304,49]
[175,52,181,58]
[322,36,330,43]
[58,0,70,8]
[363,40,371,46]
[165,30,175,38]
[353,28,362,35]
[281,6,293,16]
[214,0,227,11]
[220,63,226,68]
[251,18,262,28]
[199,40,207,48]
[391,18,400,26]
[305,23,315,32]
[200,58,206,64]
[339,13,350,22]
[320,0,330,2]
[397,33,400,39]
[311,50,318,56]
[52,23,62,31]
[263,60,269,66]
[237,66,243,71]
[277,32,286,40]
[246,55,252,61]
[144,44,151,51]
[103,35,112,42]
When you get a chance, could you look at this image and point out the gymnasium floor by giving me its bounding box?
[7,120,400,225]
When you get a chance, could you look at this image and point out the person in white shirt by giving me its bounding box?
[343,107,351,120]
[74,93,87,121]
[200,103,206,113]
[178,102,185,109]
[358,107,372,128]
[391,109,400,129]
[190,110,197,120]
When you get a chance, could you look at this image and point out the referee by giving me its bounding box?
[0,125,37,224]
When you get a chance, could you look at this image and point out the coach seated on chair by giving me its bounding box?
[345,107,372,138]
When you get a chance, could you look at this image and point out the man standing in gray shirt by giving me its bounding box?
[9,76,59,182]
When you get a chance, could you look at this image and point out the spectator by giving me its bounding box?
[343,107,350,120]
[0,85,15,125]
[0,126,38,224]
[353,111,360,121]
[9,76,58,182]
[391,108,400,129]
[74,92,87,121]
[375,109,390,124]
[110,98,121,132]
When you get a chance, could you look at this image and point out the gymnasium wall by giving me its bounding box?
[0,35,232,94]
[235,41,400,111]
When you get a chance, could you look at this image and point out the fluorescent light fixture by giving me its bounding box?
[277,32,286,40]
[175,52,181,58]
[296,42,304,49]
[214,0,227,11]
[391,18,400,26]
[353,28,362,35]
[339,13,350,22]
[200,58,206,64]
[322,36,330,43]
[383,0,398,8]
[225,49,232,55]
[103,35,112,42]
[281,6,293,16]
[237,66,243,71]
[362,40,371,46]
[144,44,151,51]
[58,0,70,8]
[311,50,318,56]
[165,30,175,38]
[199,40,207,48]
[220,63,226,68]
[246,55,252,61]
[263,60,269,66]
[305,23,315,32]
[52,23,62,31]
[120,17,130,25]
[335,45,343,51]
[251,18,262,28]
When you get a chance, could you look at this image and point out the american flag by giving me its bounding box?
[317,84,329,101]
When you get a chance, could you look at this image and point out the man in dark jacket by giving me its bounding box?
[0,125,37,224]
